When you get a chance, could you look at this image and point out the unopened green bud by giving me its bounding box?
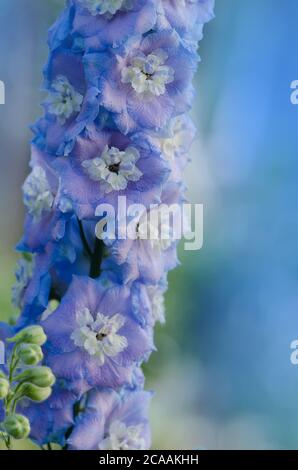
[14,367,55,388]
[18,343,43,365]
[8,326,47,346]
[0,378,9,399]
[4,414,30,440]
[15,383,52,402]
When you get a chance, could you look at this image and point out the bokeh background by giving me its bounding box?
[1,0,298,450]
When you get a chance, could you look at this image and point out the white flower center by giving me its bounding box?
[71,308,128,365]
[160,117,191,161]
[23,166,54,220]
[46,76,83,124]
[81,0,133,16]
[147,286,165,324]
[137,207,174,251]
[100,421,145,450]
[121,49,174,96]
[82,145,142,193]
[12,257,34,309]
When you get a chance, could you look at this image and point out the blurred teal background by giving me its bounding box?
[1,0,298,450]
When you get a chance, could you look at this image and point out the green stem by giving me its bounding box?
[78,219,93,258]
[89,238,104,279]
[9,344,20,383]
[0,431,10,449]
[1,343,21,450]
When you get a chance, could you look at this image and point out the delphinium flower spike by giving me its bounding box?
[6,0,215,449]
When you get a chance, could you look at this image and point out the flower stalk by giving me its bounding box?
[1,0,215,450]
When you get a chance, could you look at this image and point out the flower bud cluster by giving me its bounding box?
[0,326,55,447]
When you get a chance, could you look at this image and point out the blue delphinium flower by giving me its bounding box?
[158,0,215,38]
[73,0,158,49]
[20,383,77,447]
[84,30,197,134]
[67,388,152,450]
[136,114,197,183]
[11,0,214,449]
[42,276,153,395]
[101,181,182,284]
[12,253,52,327]
[33,45,101,157]
[53,123,170,219]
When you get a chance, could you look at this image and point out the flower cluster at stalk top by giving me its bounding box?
[5,0,215,450]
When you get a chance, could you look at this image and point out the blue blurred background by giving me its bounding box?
[1,0,298,450]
